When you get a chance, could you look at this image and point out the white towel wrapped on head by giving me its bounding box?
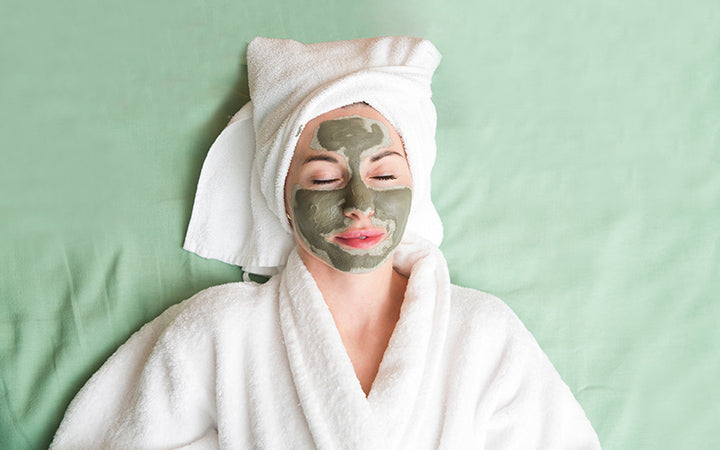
[184,36,444,275]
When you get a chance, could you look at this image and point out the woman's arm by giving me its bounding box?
[51,298,219,449]
[483,311,601,449]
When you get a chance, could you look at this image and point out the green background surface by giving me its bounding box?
[1,0,718,448]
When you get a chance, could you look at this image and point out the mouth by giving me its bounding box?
[331,229,387,249]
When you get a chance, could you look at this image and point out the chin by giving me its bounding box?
[296,235,396,275]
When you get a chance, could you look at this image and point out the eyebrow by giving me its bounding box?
[369,150,404,163]
[302,154,340,165]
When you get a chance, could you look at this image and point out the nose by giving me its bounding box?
[342,176,374,220]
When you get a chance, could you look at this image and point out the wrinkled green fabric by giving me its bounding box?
[1,0,718,448]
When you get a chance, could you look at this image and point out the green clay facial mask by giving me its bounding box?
[291,115,412,273]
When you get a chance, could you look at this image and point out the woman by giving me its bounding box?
[52,37,600,449]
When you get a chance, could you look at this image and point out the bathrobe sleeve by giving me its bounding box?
[482,303,601,449]
[51,293,221,449]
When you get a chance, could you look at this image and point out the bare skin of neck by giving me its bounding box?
[298,250,408,396]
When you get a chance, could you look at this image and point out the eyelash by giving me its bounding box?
[311,175,396,185]
[312,179,340,185]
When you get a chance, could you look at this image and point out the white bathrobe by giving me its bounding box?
[51,240,601,449]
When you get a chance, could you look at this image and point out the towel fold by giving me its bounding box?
[184,36,444,274]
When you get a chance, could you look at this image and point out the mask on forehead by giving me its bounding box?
[291,115,413,273]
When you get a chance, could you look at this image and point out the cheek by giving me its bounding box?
[373,188,413,225]
[292,188,346,236]
[284,171,298,216]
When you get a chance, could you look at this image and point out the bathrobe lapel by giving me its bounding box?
[278,240,451,448]
[366,240,451,447]
[279,250,379,449]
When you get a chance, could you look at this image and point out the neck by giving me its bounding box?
[298,250,408,329]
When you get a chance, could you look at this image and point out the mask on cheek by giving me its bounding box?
[290,116,413,273]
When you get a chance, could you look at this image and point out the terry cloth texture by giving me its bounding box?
[51,237,601,449]
[184,36,444,275]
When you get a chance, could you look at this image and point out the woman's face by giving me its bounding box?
[284,103,413,273]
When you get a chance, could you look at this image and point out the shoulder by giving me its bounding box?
[447,285,600,447]
[447,284,564,391]
[448,284,529,337]
[130,277,281,349]
[446,283,546,367]
[175,278,277,321]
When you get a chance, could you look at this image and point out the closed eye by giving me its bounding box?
[372,175,397,181]
[312,178,341,185]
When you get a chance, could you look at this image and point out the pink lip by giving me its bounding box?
[332,228,387,249]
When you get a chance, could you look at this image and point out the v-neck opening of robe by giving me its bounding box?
[277,240,451,448]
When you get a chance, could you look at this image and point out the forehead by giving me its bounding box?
[295,104,404,158]
[310,115,392,156]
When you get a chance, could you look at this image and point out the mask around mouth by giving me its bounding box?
[291,115,412,273]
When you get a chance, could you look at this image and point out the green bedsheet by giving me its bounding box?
[1,0,718,448]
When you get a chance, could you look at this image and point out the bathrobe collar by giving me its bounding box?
[278,238,451,449]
